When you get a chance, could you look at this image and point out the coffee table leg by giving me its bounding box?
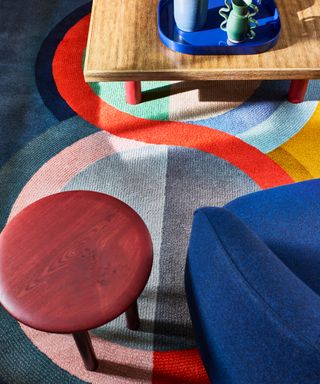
[125,81,142,105]
[73,331,98,371]
[125,301,140,330]
[288,80,309,103]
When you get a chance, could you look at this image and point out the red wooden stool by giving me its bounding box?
[0,191,153,371]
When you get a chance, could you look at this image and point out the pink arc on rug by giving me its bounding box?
[9,131,149,219]
[15,131,153,383]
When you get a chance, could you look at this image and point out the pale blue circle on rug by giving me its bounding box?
[237,100,318,153]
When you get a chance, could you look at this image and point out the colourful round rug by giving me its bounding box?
[1,1,320,383]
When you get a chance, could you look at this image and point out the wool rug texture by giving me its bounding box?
[1,1,320,383]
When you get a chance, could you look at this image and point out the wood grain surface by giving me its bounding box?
[0,191,153,334]
[84,0,320,81]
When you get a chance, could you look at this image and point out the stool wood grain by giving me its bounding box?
[0,191,153,371]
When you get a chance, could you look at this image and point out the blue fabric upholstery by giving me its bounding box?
[186,180,320,384]
[225,179,320,296]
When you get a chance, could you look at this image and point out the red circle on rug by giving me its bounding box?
[52,15,293,190]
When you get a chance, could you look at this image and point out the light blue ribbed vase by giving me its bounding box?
[174,0,208,32]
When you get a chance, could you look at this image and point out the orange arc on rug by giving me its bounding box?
[153,349,210,384]
[52,14,293,190]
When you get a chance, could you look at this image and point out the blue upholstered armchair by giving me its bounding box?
[186,179,320,384]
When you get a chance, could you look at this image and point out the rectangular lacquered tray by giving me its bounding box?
[158,0,281,55]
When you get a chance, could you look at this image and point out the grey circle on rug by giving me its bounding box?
[63,145,260,351]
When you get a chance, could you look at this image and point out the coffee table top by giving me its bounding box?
[84,0,320,82]
[0,191,153,333]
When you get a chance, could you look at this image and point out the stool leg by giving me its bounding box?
[72,331,98,371]
[125,81,142,105]
[288,80,309,103]
[125,301,140,330]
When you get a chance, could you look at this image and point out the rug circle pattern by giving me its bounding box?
[3,1,320,383]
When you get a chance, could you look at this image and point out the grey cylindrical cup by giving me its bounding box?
[174,0,208,32]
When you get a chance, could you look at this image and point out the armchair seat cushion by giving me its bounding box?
[225,179,320,295]
[186,180,320,384]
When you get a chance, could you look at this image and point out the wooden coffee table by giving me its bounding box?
[84,0,320,105]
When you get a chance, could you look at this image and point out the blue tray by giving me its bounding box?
[158,0,281,55]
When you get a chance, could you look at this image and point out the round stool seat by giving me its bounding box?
[0,191,153,334]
